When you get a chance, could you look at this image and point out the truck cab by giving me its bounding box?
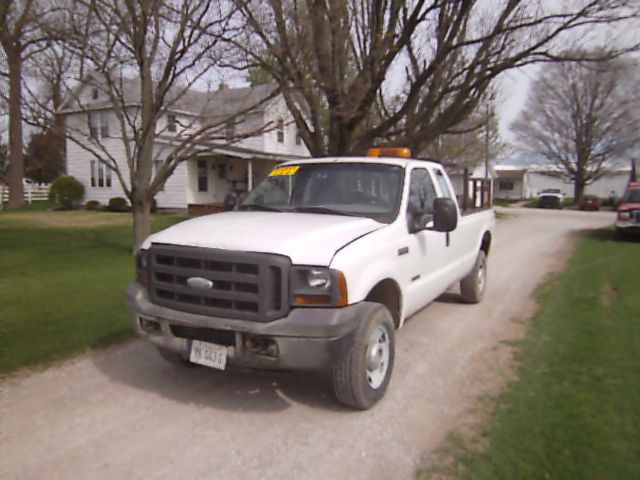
[128,150,495,409]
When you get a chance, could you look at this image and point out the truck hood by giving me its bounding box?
[142,211,384,265]
[619,202,640,211]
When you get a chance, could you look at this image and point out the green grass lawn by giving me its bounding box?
[0,209,188,375]
[424,229,640,479]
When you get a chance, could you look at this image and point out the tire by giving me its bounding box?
[460,250,487,304]
[332,303,395,410]
[157,347,193,367]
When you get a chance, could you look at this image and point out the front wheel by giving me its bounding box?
[460,250,487,304]
[332,303,395,410]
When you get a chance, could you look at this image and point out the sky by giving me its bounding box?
[1,2,638,153]
[495,67,535,143]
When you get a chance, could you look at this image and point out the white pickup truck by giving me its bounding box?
[127,151,495,409]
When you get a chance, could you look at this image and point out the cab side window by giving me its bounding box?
[408,168,437,215]
[434,169,453,199]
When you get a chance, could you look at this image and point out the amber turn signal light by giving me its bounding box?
[294,295,332,306]
[336,271,348,307]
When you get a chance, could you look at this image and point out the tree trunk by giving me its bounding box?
[574,157,585,203]
[51,81,67,174]
[132,198,152,252]
[7,47,25,209]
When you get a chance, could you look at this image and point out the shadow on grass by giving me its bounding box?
[582,227,640,243]
[91,341,348,414]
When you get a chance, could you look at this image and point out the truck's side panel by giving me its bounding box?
[333,163,494,326]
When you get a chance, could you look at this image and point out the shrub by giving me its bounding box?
[85,200,101,211]
[48,176,85,209]
[108,197,129,212]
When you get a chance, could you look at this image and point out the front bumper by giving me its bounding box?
[615,220,640,231]
[127,281,363,370]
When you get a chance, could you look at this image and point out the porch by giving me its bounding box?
[185,145,307,214]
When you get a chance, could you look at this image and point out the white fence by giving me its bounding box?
[0,182,50,204]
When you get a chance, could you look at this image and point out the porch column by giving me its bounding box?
[247,159,253,191]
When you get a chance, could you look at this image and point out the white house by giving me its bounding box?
[494,164,635,200]
[59,77,310,211]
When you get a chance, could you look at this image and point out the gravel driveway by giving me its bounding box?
[0,208,616,480]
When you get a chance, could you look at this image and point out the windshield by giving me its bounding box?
[241,163,404,223]
[623,189,640,203]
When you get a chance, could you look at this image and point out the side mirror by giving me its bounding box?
[430,198,458,232]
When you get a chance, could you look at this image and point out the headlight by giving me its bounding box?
[307,269,331,288]
[136,249,149,285]
[291,267,348,307]
[618,211,631,221]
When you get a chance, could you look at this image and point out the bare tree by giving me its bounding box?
[423,93,504,170]
[0,0,49,208]
[22,42,75,154]
[57,0,276,250]
[230,1,639,158]
[511,56,640,201]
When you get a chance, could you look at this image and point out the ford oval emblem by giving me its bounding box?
[187,277,214,289]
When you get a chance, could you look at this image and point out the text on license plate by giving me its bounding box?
[190,340,227,370]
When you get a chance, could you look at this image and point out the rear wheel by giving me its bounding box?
[460,250,487,304]
[332,303,395,410]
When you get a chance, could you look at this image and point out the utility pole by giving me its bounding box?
[484,95,493,207]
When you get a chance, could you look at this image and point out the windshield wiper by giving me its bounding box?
[238,204,284,212]
[289,206,361,217]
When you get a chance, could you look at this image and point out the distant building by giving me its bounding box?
[59,75,309,210]
[493,164,634,200]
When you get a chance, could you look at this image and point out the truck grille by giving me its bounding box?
[147,244,290,322]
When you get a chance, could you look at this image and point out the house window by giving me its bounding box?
[167,114,177,133]
[88,112,109,139]
[100,112,109,137]
[90,160,112,188]
[92,88,99,100]
[90,160,96,187]
[276,118,284,143]
[295,126,302,146]
[217,162,227,180]
[499,181,514,191]
[197,160,208,192]
[88,113,100,139]
[225,120,235,141]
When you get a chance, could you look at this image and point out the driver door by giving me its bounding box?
[401,167,446,316]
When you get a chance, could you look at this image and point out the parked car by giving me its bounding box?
[127,148,495,409]
[615,182,640,239]
[538,188,564,209]
[579,195,601,211]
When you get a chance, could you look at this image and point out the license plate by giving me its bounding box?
[189,340,227,370]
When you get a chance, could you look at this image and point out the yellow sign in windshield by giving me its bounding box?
[269,166,300,177]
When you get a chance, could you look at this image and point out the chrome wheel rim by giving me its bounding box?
[477,260,486,295]
[365,325,390,389]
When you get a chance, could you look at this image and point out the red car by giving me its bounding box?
[615,182,640,239]
[579,195,601,211]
